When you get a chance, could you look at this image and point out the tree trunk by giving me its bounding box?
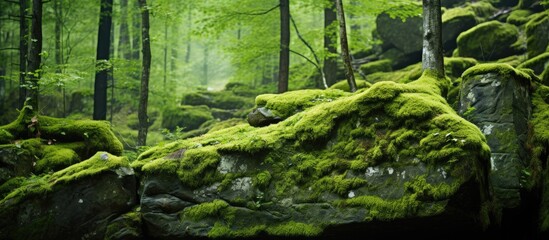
[335,0,356,92]
[278,0,290,93]
[26,0,42,110]
[422,0,444,78]
[324,0,338,87]
[163,20,168,91]
[54,0,62,73]
[171,25,177,72]
[203,45,208,86]
[137,0,151,147]
[19,0,28,109]
[93,0,113,120]
[131,0,140,61]
[118,0,131,59]
[185,7,192,63]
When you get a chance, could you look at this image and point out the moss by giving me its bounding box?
[518,52,549,75]
[404,175,460,201]
[329,79,371,92]
[359,59,393,76]
[266,221,323,237]
[365,62,423,84]
[254,170,272,189]
[525,11,549,58]
[161,105,214,131]
[444,57,479,79]
[35,145,80,173]
[335,195,422,220]
[0,177,25,199]
[181,199,232,221]
[255,89,349,119]
[0,129,14,143]
[507,9,534,25]
[442,6,476,23]
[104,210,142,240]
[462,63,533,83]
[311,174,368,196]
[496,55,527,67]
[0,151,129,205]
[208,223,266,238]
[456,20,522,61]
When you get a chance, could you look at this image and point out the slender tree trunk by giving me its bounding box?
[19,0,28,109]
[185,7,192,63]
[54,0,62,73]
[278,0,290,93]
[422,0,444,78]
[93,0,113,120]
[171,25,177,72]
[118,0,131,60]
[335,0,357,92]
[26,0,42,110]
[137,0,151,147]
[324,0,338,87]
[109,17,115,122]
[163,19,168,92]
[203,45,208,86]
[131,0,140,61]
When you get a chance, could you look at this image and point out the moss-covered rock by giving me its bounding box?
[525,11,549,58]
[181,90,255,110]
[359,59,393,76]
[507,9,534,25]
[0,152,137,240]
[329,79,371,92]
[131,72,492,238]
[161,105,215,131]
[518,52,549,76]
[456,20,525,61]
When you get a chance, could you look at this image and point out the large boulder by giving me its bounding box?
[0,152,137,240]
[131,73,494,238]
[455,20,524,61]
[458,63,536,237]
[161,105,214,131]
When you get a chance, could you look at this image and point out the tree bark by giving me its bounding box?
[118,0,131,59]
[54,0,62,73]
[335,0,356,92]
[137,0,151,147]
[278,0,290,93]
[163,20,168,91]
[422,0,444,78]
[185,6,192,63]
[19,0,28,109]
[324,0,338,87]
[93,0,113,120]
[131,0,140,61]
[26,0,42,110]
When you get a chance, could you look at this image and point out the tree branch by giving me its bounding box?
[0,47,19,51]
[289,49,324,82]
[231,4,280,16]
[3,0,19,4]
[290,14,327,88]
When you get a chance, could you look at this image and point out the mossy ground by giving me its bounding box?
[132,71,491,237]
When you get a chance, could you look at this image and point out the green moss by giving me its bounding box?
[161,105,214,131]
[0,129,14,143]
[0,151,129,206]
[208,222,266,238]
[442,6,476,23]
[525,11,549,58]
[255,89,348,119]
[365,62,423,84]
[457,20,522,61]
[359,59,393,76]
[104,210,142,240]
[335,195,421,220]
[404,175,459,200]
[444,57,479,79]
[518,52,549,75]
[0,177,25,199]
[254,170,272,189]
[462,63,533,83]
[35,145,80,173]
[182,199,233,221]
[311,174,368,196]
[265,221,323,237]
[507,9,534,25]
[329,79,371,92]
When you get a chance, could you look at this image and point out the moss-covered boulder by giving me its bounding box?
[507,9,534,25]
[130,72,493,238]
[0,152,137,240]
[161,105,214,131]
[525,11,549,58]
[329,79,371,92]
[0,107,124,178]
[518,52,549,77]
[359,59,393,76]
[456,20,525,61]
[441,5,478,52]
[459,63,533,211]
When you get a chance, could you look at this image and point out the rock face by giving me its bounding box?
[459,64,532,208]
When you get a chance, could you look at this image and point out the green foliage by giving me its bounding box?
[182,199,232,221]
[265,221,323,237]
